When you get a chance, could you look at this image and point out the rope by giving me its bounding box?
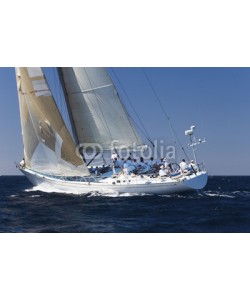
[110,68,154,146]
[141,68,190,161]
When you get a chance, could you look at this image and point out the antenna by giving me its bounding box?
[185,125,206,165]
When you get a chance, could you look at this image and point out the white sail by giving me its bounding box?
[58,68,143,151]
[16,67,90,176]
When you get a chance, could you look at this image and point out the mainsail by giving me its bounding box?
[16,67,90,176]
[57,68,143,151]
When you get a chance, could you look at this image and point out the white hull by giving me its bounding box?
[20,168,208,195]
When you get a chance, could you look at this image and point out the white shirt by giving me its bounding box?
[164,161,170,168]
[189,162,198,171]
[20,159,25,167]
[179,161,188,170]
[111,153,118,160]
[159,169,167,176]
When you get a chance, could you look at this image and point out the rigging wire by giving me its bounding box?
[46,67,72,135]
[52,67,60,112]
[106,68,142,146]
[110,68,155,148]
[141,68,190,161]
[83,69,114,142]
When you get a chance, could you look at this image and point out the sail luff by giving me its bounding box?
[57,67,80,146]
[16,71,37,168]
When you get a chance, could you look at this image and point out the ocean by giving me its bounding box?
[0,175,250,233]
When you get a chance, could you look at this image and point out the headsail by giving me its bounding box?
[16,67,90,176]
[58,68,144,151]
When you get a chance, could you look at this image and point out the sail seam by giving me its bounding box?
[82,68,114,142]
[21,89,50,95]
[107,68,142,145]
[71,83,113,94]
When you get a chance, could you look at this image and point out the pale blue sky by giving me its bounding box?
[0,67,249,175]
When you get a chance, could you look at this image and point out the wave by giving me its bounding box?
[204,191,235,198]
[87,191,152,198]
[23,185,247,199]
[24,185,88,195]
[24,184,150,198]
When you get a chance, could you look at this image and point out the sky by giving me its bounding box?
[0,67,249,176]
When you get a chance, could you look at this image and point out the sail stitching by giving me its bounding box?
[107,68,142,145]
[82,69,114,142]
[21,89,50,95]
[70,83,113,94]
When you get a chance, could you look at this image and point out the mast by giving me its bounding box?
[57,67,86,162]
[57,67,79,146]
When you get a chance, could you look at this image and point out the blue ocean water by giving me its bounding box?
[0,176,250,233]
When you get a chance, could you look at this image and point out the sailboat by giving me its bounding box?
[16,67,208,195]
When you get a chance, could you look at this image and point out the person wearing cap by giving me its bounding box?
[189,160,198,172]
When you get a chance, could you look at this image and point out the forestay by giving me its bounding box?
[58,67,143,151]
[16,67,90,176]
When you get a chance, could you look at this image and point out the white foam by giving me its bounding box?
[119,192,141,197]
[86,191,150,198]
[204,193,218,197]
[159,194,172,198]
[204,192,235,198]
[25,184,85,195]
[24,184,145,197]
[220,194,235,198]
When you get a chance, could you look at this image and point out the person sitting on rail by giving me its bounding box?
[147,157,155,168]
[123,162,136,175]
[189,160,198,172]
[132,159,139,168]
[126,157,133,166]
